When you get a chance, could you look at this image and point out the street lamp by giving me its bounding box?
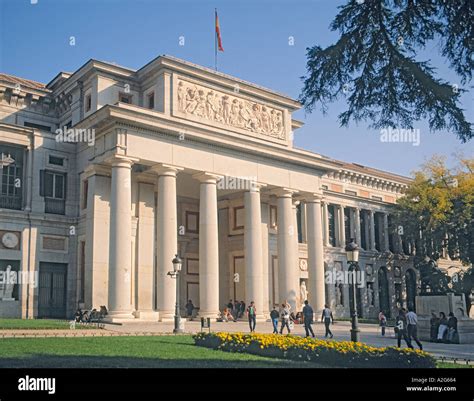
[345,238,360,342]
[168,254,183,334]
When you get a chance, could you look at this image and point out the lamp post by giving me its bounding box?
[168,254,183,334]
[345,238,360,342]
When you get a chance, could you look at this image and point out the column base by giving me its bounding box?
[158,310,176,322]
[103,311,135,323]
[197,311,220,320]
[134,310,160,321]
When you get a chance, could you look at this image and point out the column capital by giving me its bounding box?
[150,163,183,177]
[247,182,266,193]
[270,187,298,198]
[302,193,323,203]
[108,154,139,168]
[192,172,222,184]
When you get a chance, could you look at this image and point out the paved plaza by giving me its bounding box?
[101,319,473,362]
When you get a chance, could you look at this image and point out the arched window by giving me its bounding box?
[378,266,390,318]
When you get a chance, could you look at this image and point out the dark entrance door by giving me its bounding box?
[405,269,417,311]
[38,262,67,318]
[378,267,390,318]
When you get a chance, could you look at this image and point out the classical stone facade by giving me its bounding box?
[0,56,457,321]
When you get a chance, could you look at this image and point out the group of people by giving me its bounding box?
[430,311,458,343]
[220,299,247,322]
[378,307,460,348]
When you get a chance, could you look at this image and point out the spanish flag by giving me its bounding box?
[215,10,224,52]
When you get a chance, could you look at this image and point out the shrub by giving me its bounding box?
[193,332,436,368]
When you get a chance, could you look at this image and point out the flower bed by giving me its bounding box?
[193,332,436,368]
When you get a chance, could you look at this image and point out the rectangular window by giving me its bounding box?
[372,196,383,201]
[82,179,88,210]
[147,92,155,109]
[296,203,303,243]
[374,212,381,251]
[269,205,277,229]
[360,210,367,250]
[40,170,66,215]
[24,122,52,132]
[48,155,64,166]
[344,207,351,243]
[85,94,92,112]
[327,204,336,247]
[119,93,132,104]
[0,144,24,210]
[345,190,357,196]
[321,185,328,190]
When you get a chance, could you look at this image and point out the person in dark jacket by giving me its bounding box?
[246,301,257,332]
[395,308,413,349]
[437,312,449,342]
[270,306,279,334]
[447,312,458,343]
[185,300,194,318]
[239,301,246,318]
[429,312,439,342]
[302,300,315,337]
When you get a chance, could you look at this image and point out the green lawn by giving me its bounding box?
[0,318,98,330]
[436,362,473,369]
[0,335,316,368]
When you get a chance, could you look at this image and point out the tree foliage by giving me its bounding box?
[393,155,474,295]
[300,0,473,142]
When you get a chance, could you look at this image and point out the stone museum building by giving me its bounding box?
[0,55,447,321]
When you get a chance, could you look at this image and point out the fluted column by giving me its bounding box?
[383,213,390,251]
[152,164,182,321]
[107,155,136,320]
[275,188,298,311]
[354,207,361,246]
[369,210,376,251]
[338,205,346,247]
[244,185,264,319]
[322,201,330,246]
[306,195,325,314]
[194,172,221,319]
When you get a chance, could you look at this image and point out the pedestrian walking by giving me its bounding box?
[302,300,315,337]
[279,303,291,334]
[406,308,423,350]
[247,301,257,332]
[270,306,279,334]
[321,304,334,338]
[378,310,387,336]
[395,308,413,349]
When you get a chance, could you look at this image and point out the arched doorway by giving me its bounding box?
[378,267,390,318]
[405,269,417,311]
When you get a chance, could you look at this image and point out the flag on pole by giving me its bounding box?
[215,10,224,52]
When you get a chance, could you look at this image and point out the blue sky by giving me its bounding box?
[0,0,472,176]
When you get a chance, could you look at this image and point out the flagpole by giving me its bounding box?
[214,8,218,71]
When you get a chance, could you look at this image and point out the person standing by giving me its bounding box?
[437,312,449,342]
[233,300,240,321]
[395,308,413,349]
[447,312,458,343]
[430,312,439,342]
[378,310,387,336]
[321,304,334,338]
[239,300,246,319]
[406,308,423,350]
[185,299,194,318]
[270,306,279,334]
[247,301,257,332]
[302,300,315,338]
[279,303,291,334]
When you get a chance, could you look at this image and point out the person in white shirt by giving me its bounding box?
[406,308,423,350]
